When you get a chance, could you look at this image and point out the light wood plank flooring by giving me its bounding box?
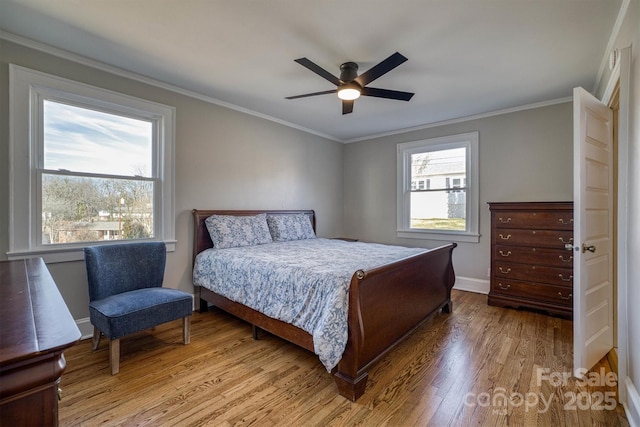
[59,290,628,426]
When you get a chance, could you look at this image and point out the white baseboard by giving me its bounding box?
[76,317,94,340]
[453,276,490,294]
[623,377,640,427]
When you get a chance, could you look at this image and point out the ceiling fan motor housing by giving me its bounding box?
[340,62,359,82]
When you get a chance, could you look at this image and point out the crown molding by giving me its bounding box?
[1,30,575,145]
[593,0,631,93]
[0,30,341,143]
[343,97,572,143]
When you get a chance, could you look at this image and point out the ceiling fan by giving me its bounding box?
[285,52,415,115]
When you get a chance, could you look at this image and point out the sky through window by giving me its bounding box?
[43,100,152,177]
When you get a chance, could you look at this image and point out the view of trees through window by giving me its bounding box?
[42,175,153,244]
[41,100,155,244]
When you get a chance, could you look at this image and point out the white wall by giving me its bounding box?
[0,39,344,321]
[343,102,573,283]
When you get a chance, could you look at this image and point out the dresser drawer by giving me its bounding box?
[493,229,573,249]
[491,279,573,307]
[494,261,573,287]
[494,245,574,267]
[493,211,573,230]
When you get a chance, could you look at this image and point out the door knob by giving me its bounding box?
[582,244,596,253]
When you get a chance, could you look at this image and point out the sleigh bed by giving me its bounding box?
[192,209,456,401]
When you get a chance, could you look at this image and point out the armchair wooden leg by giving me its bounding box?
[92,326,101,350]
[109,338,120,375]
[183,316,191,345]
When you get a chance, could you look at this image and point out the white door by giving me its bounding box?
[573,87,614,374]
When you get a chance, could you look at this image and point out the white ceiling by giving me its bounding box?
[0,0,623,142]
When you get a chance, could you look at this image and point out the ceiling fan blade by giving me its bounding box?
[361,87,414,101]
[342,99,354,115]
[355,52,408,86]
[294,58,341,86]
[285,89,337,99]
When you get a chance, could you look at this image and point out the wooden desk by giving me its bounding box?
[0,258,81,427]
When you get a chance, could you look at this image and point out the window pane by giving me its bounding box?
[410,147,467,231]
[41,174,154,244]
[410,148,466,191]
[410,190,466,230]
[43,100,153,177]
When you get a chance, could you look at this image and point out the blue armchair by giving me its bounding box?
[84,242,193,374]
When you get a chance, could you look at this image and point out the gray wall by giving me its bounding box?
[343,102,573,281]
[0,40,344,321]
[0,38,574,316]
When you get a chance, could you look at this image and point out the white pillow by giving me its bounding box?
[205,213,272,249]
[266,214,316,242]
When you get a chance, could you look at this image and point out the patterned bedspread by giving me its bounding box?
[192,238,427,371]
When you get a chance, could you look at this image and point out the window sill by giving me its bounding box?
[7,240,177,263]
[397,229,480,243]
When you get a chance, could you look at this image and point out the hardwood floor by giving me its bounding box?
[59,290,628,426]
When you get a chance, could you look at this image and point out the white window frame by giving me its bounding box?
[397,132,480,243]
[8,65,176,262]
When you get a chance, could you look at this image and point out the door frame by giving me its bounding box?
[601,46,630,405]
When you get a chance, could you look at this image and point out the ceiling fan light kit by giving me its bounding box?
[286,52,415,114]
[337,82,362,100]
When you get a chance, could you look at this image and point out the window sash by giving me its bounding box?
[42,99,154,177]
[39,170,157,246]
[410,186,468,193]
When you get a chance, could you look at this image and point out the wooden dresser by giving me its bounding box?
[0,258,81,427]
[488,202,574,319]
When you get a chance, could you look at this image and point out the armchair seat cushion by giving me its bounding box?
[89,288,192,340]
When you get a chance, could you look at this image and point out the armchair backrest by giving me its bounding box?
[84,242,167,302]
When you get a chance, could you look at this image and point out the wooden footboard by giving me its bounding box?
[192,209,456,401]
[334,242,457,400]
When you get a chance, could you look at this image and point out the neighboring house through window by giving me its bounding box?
[8,65,175,262]
[397,132,479,243]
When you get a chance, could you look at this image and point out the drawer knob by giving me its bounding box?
[558,292,572,300]
[558,218,574,225]
[499,250,512,257]
[498,283,511,290]
[499,234,512,240]
[558,274,573,282]
[559,255,573,263]
[498,267,512,274]
[558,237,573,244]
[498,217,512,224]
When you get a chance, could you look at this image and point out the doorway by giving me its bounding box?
[607,82,620,374]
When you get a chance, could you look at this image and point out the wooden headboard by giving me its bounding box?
[192,209,316,264]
